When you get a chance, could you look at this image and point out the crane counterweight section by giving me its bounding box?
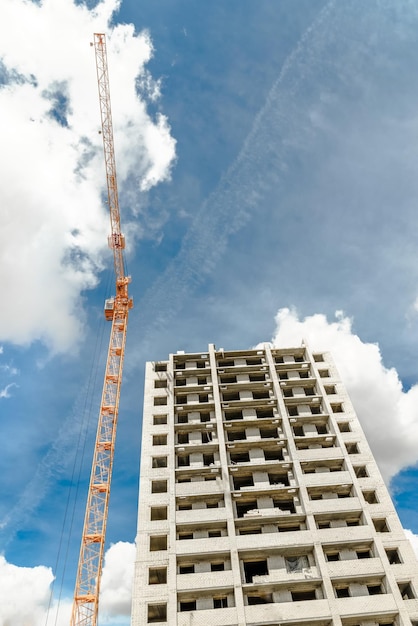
[70,33,133,626]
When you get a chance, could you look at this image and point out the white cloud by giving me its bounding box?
[99,541,136,618]
[0,541,134,626]
[0,0,176,354]
[0,383,18,399]
[269,308,418,483]
[404,529,418,559]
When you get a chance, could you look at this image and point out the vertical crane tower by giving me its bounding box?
[71,33,133,626]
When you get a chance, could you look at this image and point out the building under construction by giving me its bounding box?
[131,343,418,626]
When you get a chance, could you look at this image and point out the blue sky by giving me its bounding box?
[1,0,418,623]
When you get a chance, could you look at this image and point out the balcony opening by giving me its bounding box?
[274,499,296,514]
[230,451,250,464]
[203,453,215,466]
[244,559,268,583]
[179,601,196,612]
[269,473,289,486]
[253,390,270,400]
[260,427,278,439]
[211,562,225,572]
[335,586,350,598]
[177,432,189,444]
[291,589,317,601]
[356,549,371,559]
[179,564,194,574]
[200,412,211,422]
[233,475,254,490]
[228,430,247,442]
[223,392,240,402]
[213,597,228,608]
[264,448,284,461]
[236,501,257,518]
[367,584,383,595]
[256,408,274,419]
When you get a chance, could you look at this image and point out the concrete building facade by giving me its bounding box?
[131,343,418,626]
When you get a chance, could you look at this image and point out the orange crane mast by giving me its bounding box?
[70,33,133,626]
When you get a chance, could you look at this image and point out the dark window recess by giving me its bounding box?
[153,415,167,425]
[249,373,266,382]
[176,378,186,386]
[203,453,215,466]
[246,358,263,365]
[179,564,194,574]
[363,491,378,504]
[236,501,258,518]
[208,530,222,538]
[223,392,240,402]
[324,385,336,394]
[225,410,243,421]
[197,377,207,385]
[346,442,359,454]
[233,475,254,490]
[155,379,167,388]
[288,407,298,416]
[311,406,321,415]
[291,589,316,601]
[356,549,371,559]
[299,371,309,379]
[313,354,324,362]
[200,412,211,422]
[338,422,351,433]
[269,473,289,486]
[283,388,293,398]
[220,375,237,384]
[260,427,278,439]
[240,528,262,535]
[275,356,284,364]
[197,361,206,369]
[152,456,167,468]
[149,568,167,584]
[151,507,167,521]
[319,369,329,377]
[211,562,225,572]
[199,394,209,403]
[293,426,304,437]
[294,355,304,362]
[179,601,196,612]
[151,480,167,494]
[218,359,235,367]
[386,549,401,564]
[177,414,188,424]
[177,455,190,467]
[354,465,368,478]
[230,452,250,464]
[154,363,167,372]
[213,597,228,609]
[228,430,246,442]
[178,532,193,540]
[304,387,315,396]
[147,603,167,623]
[201,431,212,443]
[316,424,328,435]
[152,434,167,446]
[149,535,167,551]
[331,403,343,413]
[274,499,295,514]
[335,587,350,598]
[326,552,340,562]
[176,395,187,404]
[256,408,274,419]
[177,433,189,444]
[398,582,415,599]
[279,372,288,380]
[367,584,383,595]
[175,362,186,369]
[206,500,221,509]
[264,448,284,461]
[373,518,389,533]
[247,593,273,605]
[253,390,270,400]
[154,396,167,406]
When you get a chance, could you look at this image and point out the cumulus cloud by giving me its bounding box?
[269,308,418,483]
[0,0,176,354]
[0,541,134,626]
[99,541,136,618]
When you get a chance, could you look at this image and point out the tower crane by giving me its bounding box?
[70,33,133,626]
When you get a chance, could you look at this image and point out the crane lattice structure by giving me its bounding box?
[70,33,133,626]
